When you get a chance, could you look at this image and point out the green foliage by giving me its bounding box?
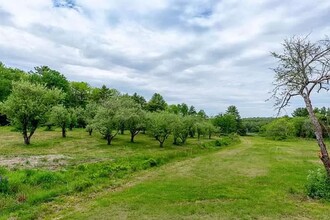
[147,93,167,112]
[0,80,63,144]
[147,112,176,147]
[92,98,121,145]
[29,66,70,93]
[292,107,309,117]
[91,85,120,103]
[263,117,295,140]
[131,92,147,109]
[213,113,237,134]
[0,63,26,102]
[49,105,71,137]
[73,180,93,192]
[306,168,330,200]
[215,133,241,147]
[171,115,190,145]
[28,171,65,189]
[242,117,274,133]
[67,81,91,108]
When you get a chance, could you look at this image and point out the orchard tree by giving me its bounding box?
[172,116,190,145]
[205,121,217,139]
[195,122,207,140]
[124,108,146,143]
[84,102,99,135]
[92,100,120,145]
[147,112,175,147]
[0,81,62,144]
[49,105,71,137]
[270,35,330,176]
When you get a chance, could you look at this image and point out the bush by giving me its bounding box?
[306,168,330,200]
[263,118,295,140]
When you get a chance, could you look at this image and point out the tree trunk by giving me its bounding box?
[107,135,111,145]
[130,134,134,143]
[23,132,30,145]
[62,127,66,138]
[160,141,164,148]
[304,95,330,177]
[88,129,93,136]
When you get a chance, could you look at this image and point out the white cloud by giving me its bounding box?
[1,0,330,117]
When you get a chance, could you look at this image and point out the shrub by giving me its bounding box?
[263,118,295,140]
[306,168,330,200]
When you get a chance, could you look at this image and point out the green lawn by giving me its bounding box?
[1,127,330,219]
[0,126,219,219]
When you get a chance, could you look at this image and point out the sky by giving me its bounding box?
[0,0,330,117]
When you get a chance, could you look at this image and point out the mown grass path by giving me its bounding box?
[50,136,330,219]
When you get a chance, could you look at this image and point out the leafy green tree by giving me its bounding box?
[147,112,175,147]
[0,81,62,144]
[68,81,91,108]
[167,104,180,114]
[292,107,309,117]
[205,121,217,139]
[29,66,70,93]
[0,63,27,125]
[0,62,26,102]
[197,109,207,119]
[226,105,245,135]
[195,122,207,140]
[185,115,198,138]
[84,102,99,135]
[49,105,71,137]
[172,116,190,145]
[123,107,146,143]
[188,105,197,116]
[68,107,78,130]
[131,92,147,110]
[263,117,295,140]
[178,103,189,116]
[92,100,120,145]
[147,93,167,112]
[91,85,120,103]
[213,114,237,134]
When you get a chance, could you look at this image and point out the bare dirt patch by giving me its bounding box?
[0,154,71,170]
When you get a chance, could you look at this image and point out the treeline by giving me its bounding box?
[257,107,330,140]
[0,62,245,146]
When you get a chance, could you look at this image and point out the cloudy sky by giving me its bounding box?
[1,0,330,117]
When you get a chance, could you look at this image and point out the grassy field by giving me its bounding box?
[0,126,221,219]
[1,127,330,219]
